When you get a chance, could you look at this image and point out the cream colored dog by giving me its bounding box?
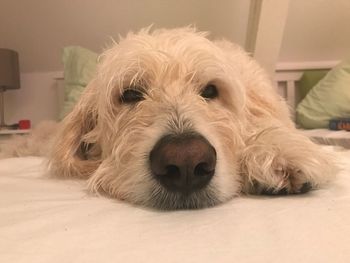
[6,27,338,209]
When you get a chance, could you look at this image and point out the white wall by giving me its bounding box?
[279,0,350,63]
[1,0,249,73]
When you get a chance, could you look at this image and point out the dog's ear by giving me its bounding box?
[49,80,101,178]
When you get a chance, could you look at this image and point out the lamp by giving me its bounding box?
[0,48,20,129]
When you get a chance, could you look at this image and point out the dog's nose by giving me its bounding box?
[150,133,216,194]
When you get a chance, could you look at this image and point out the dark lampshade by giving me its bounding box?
[0,48,20,90]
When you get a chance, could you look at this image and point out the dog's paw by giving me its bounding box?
[240,127,338,196]
[244,159,325,196]
[261,166,314,195]
[261,182,312,195]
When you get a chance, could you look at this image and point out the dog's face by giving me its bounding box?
[56,28,250,209]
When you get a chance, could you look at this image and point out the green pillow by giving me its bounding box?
[298,70,328,103]
[60,46,98,119]
[296,59,350,129]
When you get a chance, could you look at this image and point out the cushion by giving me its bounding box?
[298,69,328,103]
[60,46,98,119]
[296,60,350,129]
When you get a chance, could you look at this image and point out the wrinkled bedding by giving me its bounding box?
[302,129,350,149]
[1,148,350,263]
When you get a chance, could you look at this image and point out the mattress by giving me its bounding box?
[1,148,350,263]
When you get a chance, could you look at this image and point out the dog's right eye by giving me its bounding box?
[201,84,218,100]
[120,89,144,104]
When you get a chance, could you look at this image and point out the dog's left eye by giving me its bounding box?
[201,84,218,100]
[120,89,144,104]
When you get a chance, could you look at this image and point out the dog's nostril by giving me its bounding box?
[165,165,181,178]
[194,162,214,177]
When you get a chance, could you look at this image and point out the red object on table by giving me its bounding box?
[19,119,31,129]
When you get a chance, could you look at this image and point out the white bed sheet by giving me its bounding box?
[1,149,350,263]
[301,129,350,149]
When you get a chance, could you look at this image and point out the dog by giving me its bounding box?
[3,27,338,210]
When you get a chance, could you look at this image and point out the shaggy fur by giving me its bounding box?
[3,27,338,209]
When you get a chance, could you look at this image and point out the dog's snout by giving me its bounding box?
[150,133,216,194]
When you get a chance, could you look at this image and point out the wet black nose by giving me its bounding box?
[150,133,216,194]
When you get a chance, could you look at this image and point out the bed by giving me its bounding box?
[276,61,350,149]
[1,149,350,262]
[1,63,350,263]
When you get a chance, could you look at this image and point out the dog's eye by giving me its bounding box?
[201,84,218,100]
[120,89,144,104]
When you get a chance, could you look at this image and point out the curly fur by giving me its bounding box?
[3,27,338,209]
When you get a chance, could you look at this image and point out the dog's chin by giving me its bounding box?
[145,185,223,210]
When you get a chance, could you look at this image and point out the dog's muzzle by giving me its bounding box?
[150,133,216,195]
